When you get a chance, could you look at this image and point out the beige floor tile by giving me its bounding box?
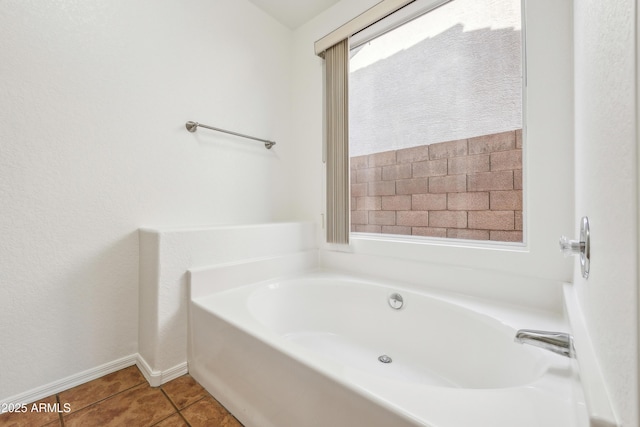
[0,395,61,427]
[58,365,145,413]
[180,397,242,427]
[151,413,189,427]
[161,375,208,410]
[63,383,175,427]
[3,368,243,427]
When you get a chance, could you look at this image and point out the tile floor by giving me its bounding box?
[0,366,243,427]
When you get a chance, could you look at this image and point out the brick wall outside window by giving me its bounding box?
[350,129,523,242]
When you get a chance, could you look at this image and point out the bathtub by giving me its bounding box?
[189,267,585,427]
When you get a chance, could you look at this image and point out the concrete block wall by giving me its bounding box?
[351,129,523,242]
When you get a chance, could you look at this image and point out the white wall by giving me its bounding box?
[573,0,639,425]
[0,0,295,401]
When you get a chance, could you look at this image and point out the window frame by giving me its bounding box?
[347,0,527,247]
[318,0,574,283]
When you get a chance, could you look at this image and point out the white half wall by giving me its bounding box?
[138,222,317,385]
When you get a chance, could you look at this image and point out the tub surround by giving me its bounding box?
[320,247,565,314]
[188,257,585,427]
[125,205,621,427]
[564,285,617,427]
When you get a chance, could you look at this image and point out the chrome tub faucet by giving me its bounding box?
[515,329,576,358]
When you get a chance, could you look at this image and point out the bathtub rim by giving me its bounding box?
[195,269,559,391]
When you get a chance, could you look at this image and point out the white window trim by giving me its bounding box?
[349,0,453,49]
[315,0,451,56]
[318,0,574,284]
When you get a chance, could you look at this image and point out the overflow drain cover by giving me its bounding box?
[388,293,404,309]
[378,355,392,363]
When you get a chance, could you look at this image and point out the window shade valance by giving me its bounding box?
[314,0,414,57]
[314,0,453,57]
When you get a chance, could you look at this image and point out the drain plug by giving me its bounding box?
[378,354,392,363]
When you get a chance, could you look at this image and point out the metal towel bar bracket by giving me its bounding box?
[185,121,276,149]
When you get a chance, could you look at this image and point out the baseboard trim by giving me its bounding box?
[0,354,189,409]
[136,354,188,387]
[0,354,138,407]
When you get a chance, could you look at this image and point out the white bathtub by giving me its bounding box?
[189,268,585,427]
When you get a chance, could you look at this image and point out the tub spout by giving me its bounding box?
[514,329,576,358]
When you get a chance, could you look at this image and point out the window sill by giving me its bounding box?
[350,232,527,252]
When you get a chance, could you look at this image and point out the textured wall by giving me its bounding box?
[574,0,639,425]
[0,0,293,400]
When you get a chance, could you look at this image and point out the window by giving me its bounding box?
[349,0,523,243]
